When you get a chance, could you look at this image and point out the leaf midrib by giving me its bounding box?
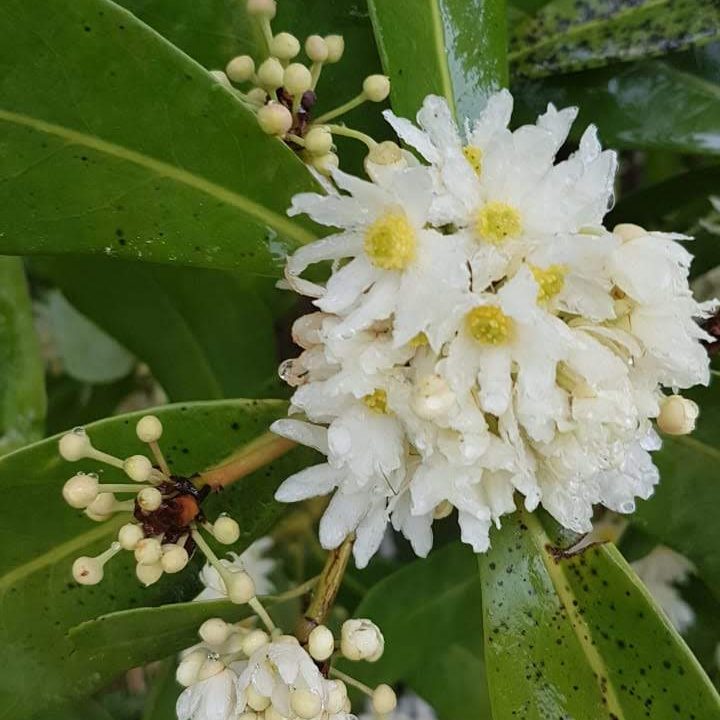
[0,108,316,247]
[428,0,455,113]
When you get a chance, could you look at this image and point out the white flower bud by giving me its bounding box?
[84,507,111,522]
[136,415,163,443]
[246,87,268,105]
[246,0,276,18]
[246,686,271,712]
[138,487,162,512]
[199,618,231,646]
[657,395,699,436]
[411,374,456,419]
[433,499,453,520]
[242,628,270,656]
[305,34,328,63]
[213,515,240,545]
[613,223,647,242]
[310,151,339,177]
[366,140,403,167]
[209,70,232,88]
[283,63,312,96]
[363,74,390,102]
[134,537,162,565]
[72,556,104,585]
[197,657,225,681]
[118,522,145,550]
[226,55,256,83]
[123,454,153,483]
[271,32,300,61]
[341,618,384,662]
[63,473,99,508]
[308,624,334,661]
[304,126,333,155]
[237,714,258,720]
[372,684,397,715]
[290,689,322,719]
[257,57,285,90]
[291,312,329,348]
[59,430,92,461]
[176,649,206,687]
[221,631,245,655]
[136,560,163,586]
[161,544,189,573]
[265,706,288,720]
[257,102,293,136]
[88,492,116,516]
[326,681,347,714]
[225,570,256,604]
[324,35,345,63]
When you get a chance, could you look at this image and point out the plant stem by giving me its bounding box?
[313,93,366,124]
[197,432,296,490]
[296,535,354,643]
[329,666,373,696]
[325,124,377,149]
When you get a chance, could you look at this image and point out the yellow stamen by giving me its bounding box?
[409,331,429,348]
[364,212,416,270]
[363,388,388,414]
[466,306,513,345]
[474,202,522,244]
[462,145,483,176]
[530,264,567,303]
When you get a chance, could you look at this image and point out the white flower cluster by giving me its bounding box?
[272,91,715,567]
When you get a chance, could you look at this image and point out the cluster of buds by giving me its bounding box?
[176,612,396,720]
[60,415,249,592]
[213,0,391,175]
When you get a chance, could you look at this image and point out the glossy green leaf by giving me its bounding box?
[142,658,181,720]
[513,60,720,155]
[634,383,720,600]
[0,257,46,454]
[0,400,310,720]
[511,0,720,79]
[0,0,319,274]
[368,0,508,120]
[479,508,720,720]
[34,256,281,401]
[347,543,491,718]
[37,701,115,720]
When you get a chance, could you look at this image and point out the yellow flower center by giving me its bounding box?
[462,145,483,176]
[364,212,416,270]
[363,388,388,414]
[474,202,522,244]
[530,264,567,303]
[409,331,429,348]
[465,306,513,345]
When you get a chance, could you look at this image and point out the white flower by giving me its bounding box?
[274,90,713,566]
[360,692,437,720]
[632,546,696,634]
[176,665,239,720]
[194,537,276,600]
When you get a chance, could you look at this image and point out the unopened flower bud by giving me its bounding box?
[324,35,345,63]
[63,473,99,508]
[305,34,328,63]
[238,713,258,720]
[433,499,453,519]
[226,55,256,83]
[283,63,312,96]
[136,415,163,443]
[340,618,384,662]
[88,492,116,516]
[136,560,163,586]
[308,624,334,661]
[59,430,92,461]
[72,556,104,585]
[291,689,322,719]
[124,454,153,483]
[176,649,206,687]
[613,223,647,242]
[412,374,456,419]
[246,87,268,105]
[326,681,348,714]
[257,57,284,90]
[257,102,293,136]
[271,32,300,61]
[246,0,276,18]
[246,686,271,712]
[242,628,270,656]
[85,507,111,522]
[372,684,397,715]
[199,618,231,646]
[118,522,145,550]
[225,570,256,604]
[264,706,287,720]
[135,537,162,565]
[310,151,339,176]
[657,395,699,436]
[363,74,390,102]
[213,515,240,545]
[197,657,225,681]
[138,486,163,512]
[161,544,189,573]
[304,126,333,155]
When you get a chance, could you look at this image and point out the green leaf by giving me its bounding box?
[368,0,508,119]
[633,383,720,600]
[513,60,720,155]
[35,701,115,720]
[0,0,319,274]
[511,0,720,79]
[347,543,491,718]
[142,659,181,720]
[34,256,281,401]
[0,257,46,454]
[0,399,310,720]
[479,508,720,719]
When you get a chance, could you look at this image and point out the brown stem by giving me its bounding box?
[196,432,296,490]
[296,535,354,643]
